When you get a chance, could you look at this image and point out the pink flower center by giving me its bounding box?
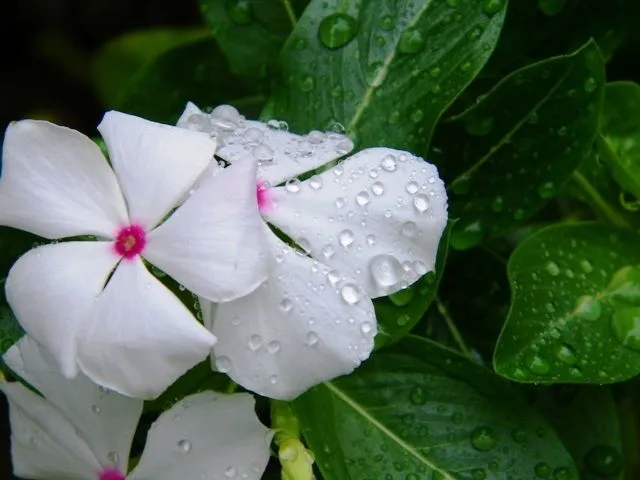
[257,180,272,213]
[99,468,126,480]
[114,224,146,259]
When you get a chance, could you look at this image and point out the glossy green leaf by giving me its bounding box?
[118,38,255,124]
[494,222,640,384]
[0,306,23,356]
[432,40,604,249]
[92,28,209,107]
[536,386,624,480]
[600,82,640,201]
[264,0,507,152]
[293,335,577,480]
[199,0,306,89]
[374,222,452,348]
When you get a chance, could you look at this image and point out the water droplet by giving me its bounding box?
[366,234,376,246]
[243,127,263,144]
[306,331,319,346]
[574,296,601,321]
[389,287,414,306]
[335,196,346,208]
[405,181,420,194]
[108,451,120,464]
[267,341,281,354]
[429,66,442,78]
[534,462,552,478]
[299,76,315,92]
[253,144,274,163]
[409,385,427,405]
[177,439,192,453]
[545,261,560,276]
[525,354,551,375]
[398,28,426,54]
[553,343,578,365]
[215,356,232,373]
[483,0,505,15]
[413,193,430,213]
[370,254,403,288]
[322,244,335,259]
[339,229,355,247]
[584,76,598,93]
[225,0,252,25]
[553,467,577,480]
[280,298,293,313]
[224,466,237,478]
[537,181,555,199]
[450,221,484,250]
[584,444,622,477]
[285,178,301,193]
[580,259,593,273]
[318,13,358,50]
[356,191,370,206]
[248,334,263,351]
[381,154,397,171]
[360,321,373,334]
[470,426,498,451]
[511,427,526,443]
[91,404,101,414]
[309,175,323,190]
[371,181,385,196]
[340,283,362,304]
[401,221,417,237]
[611,307,640,351]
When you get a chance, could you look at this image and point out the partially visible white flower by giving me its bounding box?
[179,104,448,400]
[1,337,272,480]
[0,112,268,398]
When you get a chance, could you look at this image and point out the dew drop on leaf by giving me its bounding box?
[553,343,578,365]
[573,295,601,321]
[389,287,414,306]
[318,13,358,50]
[584,76,598,93]
[409,385,427,405]
[583,444,623,477]
[470,426,498,451]
[553,466,577,480]
[534,462,552,478]
[525,354,551,375]
[398,29,426,54]
[483,0,506,15]
[610,308,640,351]
[224,0,252,25]
[537,181,556,199]
[545,261,560,276]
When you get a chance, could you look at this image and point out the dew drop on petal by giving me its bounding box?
[340,283,362,304]
[335,197,346,208]
[339,229,355,247]
[215,356,232,373]
[280,297,293,312]
[366,234,376,247]
[248,334,263,351]
[402,221,417,237]
[253,144,274,163]
[224,466,237,478]
[285,178,301,193]
[268,341,281,354]
[327,269,341,286]
[177,439,192,453]
[381,154,397,172]
[370,254,403,288]
[322,244,336,259]
[356,191,370,206]
[309,175,323,190]
[360,321,373,335]
[413,193,430,213]
[91,404,101,414]
[306,331,319,346]
[406,181,420,194]
[243,127,263,144]
[371,181,385,196]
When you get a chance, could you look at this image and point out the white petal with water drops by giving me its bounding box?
[203,228,376,400]
[264,147,448,297]
[128,392,271,480]
[176,102,354,185]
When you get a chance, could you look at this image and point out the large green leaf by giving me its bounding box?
[264,0,507,152]
[536,386,624,479]
[494,222,640,384]
[374,222,453,348]
[118,38,255,124]
[431,40,604,249]
[92,28,209,107]
[293,336,577,480]
[199,0,307,89]
[600,82,640,200]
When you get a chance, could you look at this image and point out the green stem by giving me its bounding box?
[282,0,297,27]
[435,296,472,358]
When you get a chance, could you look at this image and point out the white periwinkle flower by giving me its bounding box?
[0,111,267,398]
[178,104,448,399]
[1,337,272,480]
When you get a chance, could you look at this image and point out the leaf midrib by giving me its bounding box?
[324,380,455,480]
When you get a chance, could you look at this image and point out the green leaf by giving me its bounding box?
[92,28,209,107]
[199,0,306,89]
[600,81,640,200]
[118,38,255,124]
[293,335,577,480]
[264,0,507,152]
[494,222,640,384]
[374,222,453,348]
[432,40,604,249]
[0,306,23,356]
[536,386,624,479]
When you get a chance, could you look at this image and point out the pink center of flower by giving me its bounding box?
[257,180,272,213]
[99,468,126,480]
[114,224,146,259]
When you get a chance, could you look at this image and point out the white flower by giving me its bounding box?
[1,337,272,480]
[0,112,267,398]
[178,104,448,399]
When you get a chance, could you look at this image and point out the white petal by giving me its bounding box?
[176,102,355,185]
[0,120,128,238]
[1,381,100,479]
[98,111,217,229]
[129,392,272,480]
[145,157,267,302]
[207,230,376,400]
[264,148,448,298]
[76,258,216,399]
[4,337,142,472]
[5,242,120,378]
